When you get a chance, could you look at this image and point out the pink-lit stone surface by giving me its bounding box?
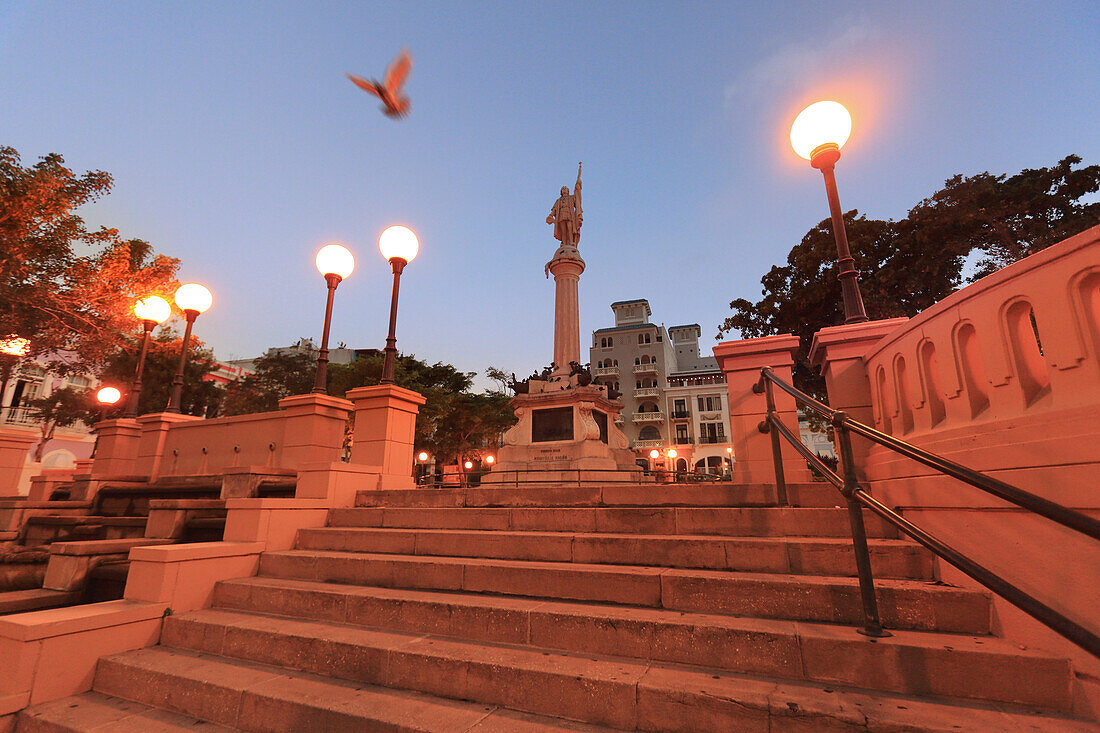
[713,334,813,485]
[0,429,38,497]
[346,384,425,490]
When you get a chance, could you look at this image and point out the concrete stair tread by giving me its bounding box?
[212,575,1070,698]
[91,646,615,731]
[0,588,82,615]
[257,549,990,633]
[298,526,931,578]
[326,505,899,538]
[353,482,837,509]
[160,608,1084,727]
[263,548,964,590]
[17,690,238,732]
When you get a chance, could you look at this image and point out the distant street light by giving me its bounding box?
[485,455,495,465]
[418,451,429,462]
[96,386,122,405]
[791,101,868,323]
[0,336,29,357]
[313,243,355,394]
[378,225,419,384]
[166,283,213,413]
[127,296,171,417]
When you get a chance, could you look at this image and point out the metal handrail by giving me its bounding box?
[754,366,1100,657]
[414,466,730,489]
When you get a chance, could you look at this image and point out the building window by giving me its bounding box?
[607,337,613,347]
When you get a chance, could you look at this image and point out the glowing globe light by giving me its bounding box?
[174,283,213,314]
[379,225,419,264]
[418,451,429,462]
[96,386,122,404]
[667,448,678,459]
[464,460,473,470]
[0,336,30,357]
[790,101,852,160]
[316,243,355,280]
[485,455,495,465]
[649,449,660,459]
[134,296,171,324]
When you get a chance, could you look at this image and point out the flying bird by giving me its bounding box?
[346,49,412,118]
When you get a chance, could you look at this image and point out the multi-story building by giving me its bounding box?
[589,300,733,474]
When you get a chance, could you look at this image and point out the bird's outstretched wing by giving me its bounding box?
[383,49,412,92]
[345,72,382,97]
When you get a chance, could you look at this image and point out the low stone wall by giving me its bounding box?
[841,225,1100,682]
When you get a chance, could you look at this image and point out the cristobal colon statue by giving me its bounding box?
[547,163,582,248]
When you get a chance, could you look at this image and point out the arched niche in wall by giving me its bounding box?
[953,322,991,418]
[893,354,916,434]
[875,365,893,434]
[1074,270,1100,370]
[1002,299,1051,408]
[918,339,947,428]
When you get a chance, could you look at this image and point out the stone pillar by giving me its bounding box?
[0,429,37,497]
[134,412,203,480]
[713,335,812,485]
[90,418,142,478]
[346,384,426,490]
[276,393,353,468]
[809,318,908,478]
[548,246,585,373]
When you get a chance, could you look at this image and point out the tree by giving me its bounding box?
[718,155,1100,400]
[0,146,179,378]
[22,387,99,462]
[97,327,222,417]
[220,350,316,416]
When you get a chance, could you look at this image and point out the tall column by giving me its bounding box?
[548,247,585,373]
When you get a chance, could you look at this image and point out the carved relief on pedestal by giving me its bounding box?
[503,407,528,446]
[577,405,601,441]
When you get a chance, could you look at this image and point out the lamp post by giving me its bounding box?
[790,101,868,324]
[166,283,212,413]
[378,225,419,384]
[313,244,355,394]
[127,296,171,417]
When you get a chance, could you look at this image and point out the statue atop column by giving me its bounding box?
[547,162,582,248]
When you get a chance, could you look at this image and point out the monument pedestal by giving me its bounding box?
[486,383,642,484]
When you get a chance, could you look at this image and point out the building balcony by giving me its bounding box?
[613,415,624,425]
[593,366,619,377]
[632,411,664,423]
[631,439,663,450]
[670,410,691,420]
[634,387,660,398]
[632,363,658,375]
[674,436,692,445]
[697,434,725,444]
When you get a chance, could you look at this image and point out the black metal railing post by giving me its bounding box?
[835,413,889,637]
[754,371,789,506]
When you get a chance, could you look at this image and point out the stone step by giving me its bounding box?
[0,588,81,616]
[155,610,1088,730]
[327,505,899,538]
[212,576,1074,711]
[354,482,840,509]
[90,646,615,731]
[257,550,990,633]
[295,526,934,579]
[16,690,238,732]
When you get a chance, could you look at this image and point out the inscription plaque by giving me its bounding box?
[532,407,574,442]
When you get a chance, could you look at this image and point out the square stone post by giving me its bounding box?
[89,418,142,478]
[809,318,908,479]
[346,384,426,490]
[713,335,811,485]
[275,393,354,468]
[0,429,37,497]
[134,412,203,480]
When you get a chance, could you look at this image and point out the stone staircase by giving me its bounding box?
[16,481,1094,731]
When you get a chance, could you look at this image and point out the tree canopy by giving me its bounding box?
[719,154,1100,399]
[0,147,180,377]
[219,347,516,465]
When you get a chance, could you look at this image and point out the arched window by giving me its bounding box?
[639,425,661,440]
[635,358,640,365]
[607,338,613,347]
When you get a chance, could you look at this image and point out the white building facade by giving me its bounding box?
[589,300,733,474]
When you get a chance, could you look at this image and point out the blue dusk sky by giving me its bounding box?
[2,2,1098,387]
